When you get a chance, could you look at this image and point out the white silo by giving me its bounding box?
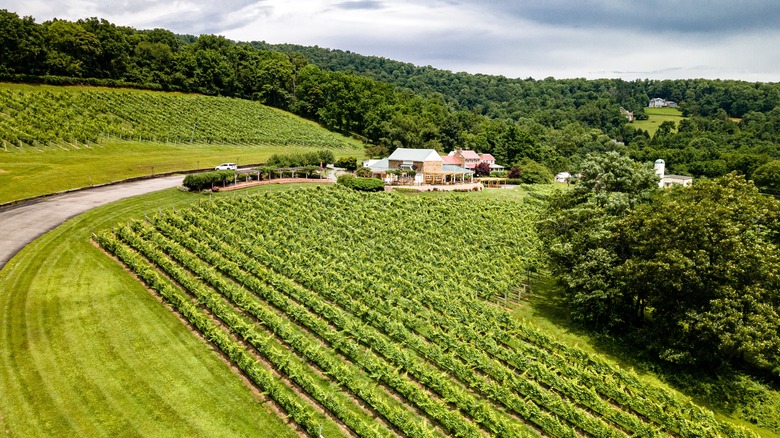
[654,159,665,187]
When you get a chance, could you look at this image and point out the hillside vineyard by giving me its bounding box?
[0,86,353,149]
[96,186,753,437]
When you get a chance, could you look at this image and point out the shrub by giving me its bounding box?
[353,177,385,192]
[183,170,235,191]
[337,174,356,186]
[267,150,334,167]
[334,156,358,171]
[474,162,492,177]
[337,174,384,192]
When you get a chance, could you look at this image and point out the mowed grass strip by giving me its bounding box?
[0,140,363,204]
[0,187,301,437]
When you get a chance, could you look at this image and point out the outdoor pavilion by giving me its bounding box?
[478,177,508,188]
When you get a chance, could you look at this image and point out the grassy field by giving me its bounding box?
[632,107,686,136]
[0,140,362,204]
[0,185,326,437]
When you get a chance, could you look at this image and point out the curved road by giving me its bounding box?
[0,175,184,270]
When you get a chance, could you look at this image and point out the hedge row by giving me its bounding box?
[183,170,236,191]
[336,175,385,192]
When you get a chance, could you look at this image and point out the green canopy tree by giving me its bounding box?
[42,19,102,77]
[621,174,780,370]
[537,152,659,329]
[512,158,553,184]
[752,160,780,195]
[541,164,780,373]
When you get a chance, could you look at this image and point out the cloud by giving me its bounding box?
[4,0,271,35]
[469,0,780,35]
[333,1,384,10]
[3,0,780,81]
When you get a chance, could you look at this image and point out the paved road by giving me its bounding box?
[0,175,184,270]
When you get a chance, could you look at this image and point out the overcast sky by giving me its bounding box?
[5,0,780,82]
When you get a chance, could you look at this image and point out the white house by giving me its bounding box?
[648,98,678,108]
[662,174,693,187]
[620,107,634,122]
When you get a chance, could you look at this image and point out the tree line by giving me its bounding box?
[1,9,779,184]
[254,41,780,119]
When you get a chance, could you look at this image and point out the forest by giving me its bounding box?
[1,9,779,191]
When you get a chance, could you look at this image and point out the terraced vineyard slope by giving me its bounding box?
[96,186,755,437]
[0,84,356,148]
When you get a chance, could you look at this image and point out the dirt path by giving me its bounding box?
[0,175,184,271]
[215,178,333,191]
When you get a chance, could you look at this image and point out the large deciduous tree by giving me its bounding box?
[537,152,659,329]
[752,160,780,196]
[621,174,780,370]
[539,159,780,373]
[512,158,553,184]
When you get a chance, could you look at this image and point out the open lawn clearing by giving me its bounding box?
[632,107,686,136]
[0,140,362,204]
[0,187,303,437]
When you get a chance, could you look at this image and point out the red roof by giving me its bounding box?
[441,155,461,165]
[480,153,496,162]
[460,150,481,160]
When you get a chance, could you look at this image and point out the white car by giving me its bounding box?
[214,163,237,170]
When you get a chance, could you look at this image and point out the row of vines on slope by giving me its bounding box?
[96,186,755,437]
[0,85,354,148]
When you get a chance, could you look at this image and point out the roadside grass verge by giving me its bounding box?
[0,186,317,437]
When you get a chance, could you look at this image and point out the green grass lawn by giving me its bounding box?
[0,140,363,204]
[0,186,317,437]
[632,107,686,136]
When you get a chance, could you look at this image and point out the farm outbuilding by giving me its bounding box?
[654,159,693,188]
